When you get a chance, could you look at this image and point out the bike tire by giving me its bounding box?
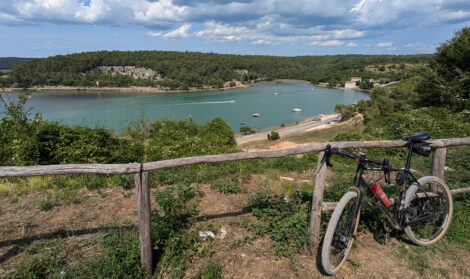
[321,191,360,275]
[404,176,453,246]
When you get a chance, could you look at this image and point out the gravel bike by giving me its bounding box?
[320,132,453,275]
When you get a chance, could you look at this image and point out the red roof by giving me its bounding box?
[346,81,355,83]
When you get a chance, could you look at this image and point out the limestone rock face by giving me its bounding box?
[89,66,162,81]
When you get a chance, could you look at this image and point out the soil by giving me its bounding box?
[1,183,469,278]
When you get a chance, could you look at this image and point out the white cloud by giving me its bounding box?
[347,42,358,47]
[252,39,280,45]
[377,41,392,47]
[162,24,191,39]
[147,30,162,37]
[310,40,344,46]
[1,0,470,47]
[133,0,187,23]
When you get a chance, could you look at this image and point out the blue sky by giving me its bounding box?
[1,0,469,58]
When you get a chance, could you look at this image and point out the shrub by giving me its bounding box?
[267,131,280,141]
[240,125,252,135]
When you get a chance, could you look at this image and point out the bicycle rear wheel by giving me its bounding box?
[321,191,360,275]
[404,176,453,246]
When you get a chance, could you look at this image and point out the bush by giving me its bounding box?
[240,125,252,135]
[267,131,280,141]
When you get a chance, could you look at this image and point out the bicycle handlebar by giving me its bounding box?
[324,144,392,184]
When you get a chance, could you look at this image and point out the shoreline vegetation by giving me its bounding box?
[1,51,429,92]
[5,79,373,94]
[5,83,250,94]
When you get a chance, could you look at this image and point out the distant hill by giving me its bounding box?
[0,57,33,70]
[6,51,431,89]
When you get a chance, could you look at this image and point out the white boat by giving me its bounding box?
[312,88,314,91]
[274,92,279,95]
[252,113,261,117]
[292,108,302,112]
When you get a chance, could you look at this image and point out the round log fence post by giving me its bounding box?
[431,147,446,179]
[309,151,328,247]
[135,171,153,279]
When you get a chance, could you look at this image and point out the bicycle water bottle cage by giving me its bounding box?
[401,132,431,142]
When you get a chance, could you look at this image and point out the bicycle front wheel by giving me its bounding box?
[321,191,360,275]
[404,176,453,246]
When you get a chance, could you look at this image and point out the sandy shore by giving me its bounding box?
[6,83,249,94]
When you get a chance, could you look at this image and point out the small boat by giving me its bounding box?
[292,108,302,112]
[252,113,261,117]
[228,100,236,103]
[312,88,314,91]
[274,92,279,95]
[240,122,246,125]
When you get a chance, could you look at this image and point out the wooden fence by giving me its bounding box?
[1,137,470,278]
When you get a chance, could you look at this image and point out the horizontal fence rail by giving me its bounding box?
[2,138,470,177]
[0,163,141,177]
[1,137,470,278]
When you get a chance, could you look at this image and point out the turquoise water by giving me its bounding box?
[4,81,369,132]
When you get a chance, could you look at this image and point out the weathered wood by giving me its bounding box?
[450,188,470,195]
[322,186,470,211]
[0,163,141,177]
[309,151,328,247]
[143,138,470,171]
[135,171,152,279]
[0,138,468,177]
[431,147,446,179]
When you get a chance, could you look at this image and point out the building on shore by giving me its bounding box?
[318,82,329,87]
[351,77,362,82]
[344,81,357,89]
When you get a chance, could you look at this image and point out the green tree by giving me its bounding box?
[416,27,470,111]
[240,126,252,135]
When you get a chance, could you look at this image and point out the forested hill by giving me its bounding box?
[0,57,32,70]
[6,51,430,89]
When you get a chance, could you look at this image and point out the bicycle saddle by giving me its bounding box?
[401,132,431,142]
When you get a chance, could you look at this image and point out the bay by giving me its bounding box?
[3,81,369,133]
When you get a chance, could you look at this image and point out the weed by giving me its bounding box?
[210,178,242,194]
[122,191,131,198]
[97,189,107,198]
[117,174,135,189]
[229,234,254,248]
[244,190,310,258]
[191,261,223,279]
[40,196,55,211]
[347,259,361,269]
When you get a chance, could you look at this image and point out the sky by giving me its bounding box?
[1,0,470,58]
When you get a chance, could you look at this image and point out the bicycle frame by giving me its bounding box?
[341,142,421,236]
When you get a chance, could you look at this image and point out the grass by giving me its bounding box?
[2,122,470,278]
[191,262,223,279]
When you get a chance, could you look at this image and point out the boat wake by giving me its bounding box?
[152,100,236,107]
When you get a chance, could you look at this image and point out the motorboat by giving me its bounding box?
[292,108,302,112]
[240,122,246,125]
[274,92,279,95]
[252,113,261,117]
